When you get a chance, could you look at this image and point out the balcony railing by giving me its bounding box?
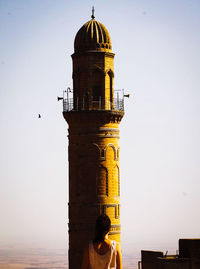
[63,97,124,112]
[61,88,125,112]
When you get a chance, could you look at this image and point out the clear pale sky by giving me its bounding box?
[0,0,200,256]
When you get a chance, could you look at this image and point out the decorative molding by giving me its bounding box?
[117,147,120,160]
[107,69,114,77]
[102,143,118,161]
[102,203,120,219]
[109,224,121,235]
[99,127,119,133]
[69,202,120,220]
[63,110,124,126]
[68,222,121,235]
[90,143,101,158]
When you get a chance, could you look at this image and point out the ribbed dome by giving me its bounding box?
[74,18,112,52]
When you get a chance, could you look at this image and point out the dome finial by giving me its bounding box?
[91,6,95,19]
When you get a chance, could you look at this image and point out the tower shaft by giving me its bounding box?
[62,16,124,269]
[64,111,123,268]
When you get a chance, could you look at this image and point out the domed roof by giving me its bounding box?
[74,16,112,53]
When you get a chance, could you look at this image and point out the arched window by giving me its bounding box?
[79,71,88,94]
[93,85,101,101]
[109,74,113,104]
[108,70,114,109]
[79,70,88,109]
[92,69,103,102]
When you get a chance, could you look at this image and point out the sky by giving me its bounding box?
[0,0,200,257]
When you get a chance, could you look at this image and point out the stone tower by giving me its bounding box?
[62,12,124,269]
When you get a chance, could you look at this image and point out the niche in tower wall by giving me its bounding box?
[79,70,89,109]
[107,69,114,108]
[91,143,101,159]
[100,144,118,161]
[93,85,101,101]
[88,143,100,161]
[112,165,120,197]
[105,144,117,161]
[92,69,104,104]
[96,165,108,197]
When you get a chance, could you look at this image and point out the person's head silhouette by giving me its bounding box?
[94,214,111,243]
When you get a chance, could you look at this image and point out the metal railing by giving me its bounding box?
[63,97,124,112]
[60,88,126,112]
[63,93,124,112]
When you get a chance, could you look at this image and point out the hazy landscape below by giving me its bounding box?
[0,242,139,269]
[0,243,67,269]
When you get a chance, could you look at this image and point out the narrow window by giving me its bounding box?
[93,85,101,101]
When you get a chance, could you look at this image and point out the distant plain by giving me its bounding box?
[0,245,67,269]
[0,244,138,269]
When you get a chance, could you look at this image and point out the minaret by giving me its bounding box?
[62,10,124,269]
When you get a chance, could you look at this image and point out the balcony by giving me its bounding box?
[62,89,125,112]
